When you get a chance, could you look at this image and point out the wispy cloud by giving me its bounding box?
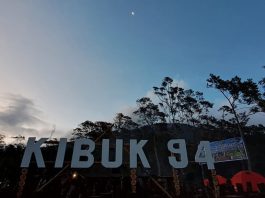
[0,94,53,142]
[0,94,44,127]
[118,105,138,120]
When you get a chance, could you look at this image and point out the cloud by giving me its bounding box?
[171,79,188,89]
[249,113,265,125]
[0,94,44,127]
[117,105,138,121]
[0,94,55,143]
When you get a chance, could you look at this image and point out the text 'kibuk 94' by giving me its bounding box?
[20,138,215,169]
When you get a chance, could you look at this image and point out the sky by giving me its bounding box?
[0,0,265,141]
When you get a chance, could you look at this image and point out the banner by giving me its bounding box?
[210,137,248,163]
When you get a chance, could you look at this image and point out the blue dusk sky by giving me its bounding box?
[0,0,265,139]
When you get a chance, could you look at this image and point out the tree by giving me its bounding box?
[153,77,213,126]
[243,124,265,136]
[133,97,166,176]
[153,77,185,123]
[207,74,261,170]
[113,113,138,132]
[11,135,25,147]
[72,120,113,140]
[181,89,213,126]
[133,97,166,126]
[257,66,265,112]
[207,74,261,131]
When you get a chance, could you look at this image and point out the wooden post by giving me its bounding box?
[130,169,137,193]
[17,168,28,198]
[171,152,181,197]
[172,169,181,197]
[211,169,220,198]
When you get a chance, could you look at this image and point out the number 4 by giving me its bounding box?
[195,141,215,169]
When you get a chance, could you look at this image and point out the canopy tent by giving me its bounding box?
[231,171,265,192]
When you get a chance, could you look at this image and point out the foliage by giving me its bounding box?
[243,124,265,136]
[153,77,185,123]
[133,97,166,126]
[181,89,213,126]
[207,74,261,131]
[113,113,138,132]
[153,77,213,126]
[72,120,113,140]
[257,66,265,112]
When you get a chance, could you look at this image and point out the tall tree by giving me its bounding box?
[133,97,166,126]
[153,77,185,123]
[207,74,261,170]
[153,77,213,126]
[207,74,260,130]
[181,89,213,126]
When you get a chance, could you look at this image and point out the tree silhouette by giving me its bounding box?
[181,89,213,126]
[207,74,262,170]
[153,77,185,123]
[72,120,113,140]
[207,74,260,132]
[133,97,166,176]
[113,113,138,132]
[257,66,265,112]
[133,97,166,126]
[11,135,25,147]
[153,77,213,126]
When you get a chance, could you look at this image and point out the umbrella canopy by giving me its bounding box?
[216,175,227,185]
[203,175,227,186]
[231,171,265,192]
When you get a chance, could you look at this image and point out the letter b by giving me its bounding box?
[71,138,95,168]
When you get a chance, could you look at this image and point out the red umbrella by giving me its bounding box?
[216,175,227,185]
[231,171,265,192]
[203,175,227,186]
